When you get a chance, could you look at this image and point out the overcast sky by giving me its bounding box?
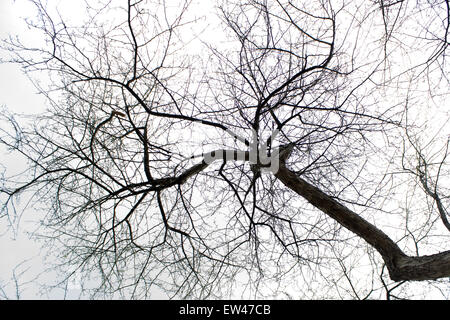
[0,0,86,299]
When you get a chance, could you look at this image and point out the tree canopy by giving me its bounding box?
[1,0,449,299]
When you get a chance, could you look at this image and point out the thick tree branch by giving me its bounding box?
[274,151,450,282]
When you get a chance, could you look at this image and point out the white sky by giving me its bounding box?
[0,0,83,299]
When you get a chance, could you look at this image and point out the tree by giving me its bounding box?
[1,0,449,299]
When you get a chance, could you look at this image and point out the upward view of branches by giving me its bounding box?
[0,0,449,299]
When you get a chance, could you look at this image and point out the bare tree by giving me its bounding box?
[0,0,449,299]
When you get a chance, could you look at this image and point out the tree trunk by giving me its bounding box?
[274,162,450,282]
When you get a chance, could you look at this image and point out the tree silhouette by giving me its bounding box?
[1,0,449,299]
